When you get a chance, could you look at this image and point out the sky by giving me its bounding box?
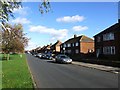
[9,1,119,50]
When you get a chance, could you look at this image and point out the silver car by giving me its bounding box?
[36,53,42,58]
[55,54,72,64]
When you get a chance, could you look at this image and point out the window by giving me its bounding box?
[111,46,115,54]
[72,43,74,47]
[67,50,71,53]
[103,33,114,41]
[103,46,115,55]
[64,50,66,53]
[109,33,114,40]
[76,42,79,46]
[68,43,71,47]
[64,44,66,47]
[75,49,79,54]
[96,49,101,58]
[97,36,101,42]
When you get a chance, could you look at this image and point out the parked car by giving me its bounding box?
[55,54,72,64]
[36,53,42,58]
[41,53,46,59]
[33,53,37,57]
[41,53,52,60]
[46,54,53,60]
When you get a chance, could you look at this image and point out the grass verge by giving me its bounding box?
[0,54,2,89]
[2,54,33,88]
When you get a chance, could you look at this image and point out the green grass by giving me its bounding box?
[2,54,33,88]
[0,55,2,89]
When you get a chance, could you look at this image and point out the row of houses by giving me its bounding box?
[30,19,120,61]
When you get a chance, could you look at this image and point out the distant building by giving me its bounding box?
[60,35,94,60]
[39,44,52,54]
[35,46,41,53]
[50,40,62,54]
[94,20,120,60]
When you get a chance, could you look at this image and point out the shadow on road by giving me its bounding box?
[46,60,72,65]
[46,60,67,65]
[46,60,57,63]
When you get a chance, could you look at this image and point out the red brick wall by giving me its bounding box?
[80,42,94,54]
[55,46,60,52]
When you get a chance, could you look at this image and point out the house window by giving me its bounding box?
[64,50,66,53]
[96,49,101,58]
[111,46,115,54]
[103,46,115,55]
[61,45,62,48]
[75,49,79,54]
[68,43,71,47]
[109,33,114,40]
[97,36,101,42]
[103,33,114,41]
[72,43,74,47]
[75,42,79,46]
[64,44,66,47]
[67,50,71,53]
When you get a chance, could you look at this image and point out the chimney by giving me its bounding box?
[118,19,120,23]
[50,43,52,46]
[74,34,77,38]
[57,40,60,42]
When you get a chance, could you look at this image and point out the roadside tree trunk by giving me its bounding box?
[7,54,10,61]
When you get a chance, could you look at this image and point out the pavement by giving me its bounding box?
[52,58,120,74]
[72,61,120,74]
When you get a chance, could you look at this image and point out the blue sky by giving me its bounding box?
[10,2,119,50]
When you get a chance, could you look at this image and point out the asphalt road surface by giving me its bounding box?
[26,54,118,88]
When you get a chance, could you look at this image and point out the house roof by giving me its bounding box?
[64,35,94,44]
[51,40,62,48]
[94,22,120,37]
[36,46,41,50]
[80,35,94,42]
[41,44,52,50]
[46,44,52,49]
[40,45,46,50]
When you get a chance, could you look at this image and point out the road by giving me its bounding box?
[26,54,118,88]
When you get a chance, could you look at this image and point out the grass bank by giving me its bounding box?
[0,54,2,89]
[2,54,33,88]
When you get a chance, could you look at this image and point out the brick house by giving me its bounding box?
[38,44,52,54]
[50,40,62,54]
[36,45,46,53]
[44,44,52,53]
[94,20,120,60]
[60,35,94,60]
[35,46,41,53]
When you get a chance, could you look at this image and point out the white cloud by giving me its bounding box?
[11,17,31,24]
[13,7,30,16]
[29,25,68,41]
[56,15,85,23]
[72,26,88,31]
[25,41,37,50]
